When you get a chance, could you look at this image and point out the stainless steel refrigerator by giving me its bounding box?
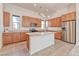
[62,20,76,44]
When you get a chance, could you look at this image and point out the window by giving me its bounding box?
[41,20,46,29]
[46,21,48,28]
[41,20,48,29]
[12,15,20,30]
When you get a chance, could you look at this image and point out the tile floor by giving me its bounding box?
[0,41,29,56]
[0,40,78,56]
[32,40,75,56]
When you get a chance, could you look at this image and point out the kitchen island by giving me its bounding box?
[27,32,55,55]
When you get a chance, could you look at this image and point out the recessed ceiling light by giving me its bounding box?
[47,16,50,18]
[34,4,37,7]
[46,9,48,11]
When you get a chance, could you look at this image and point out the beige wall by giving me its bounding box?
[3,4,40,18]
[76,3,79,45]
[3,4,41,31]
[0,3,3,48]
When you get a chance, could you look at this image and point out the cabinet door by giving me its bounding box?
[66,12,76,21]
[68,12,76,21]
[56,17,62,27]
[52,18,57,27]
[55,32,62,40]
[3,12,10,27]
[34,19,41,27]
[22,16,41,27]
[22,16,31,27]
[61,15,66,21]
[48,17,61,27]
[12,33,20,43]
[20,32,27,41]
[66,13,70,21]
[48,18,57,27]
[3,33,12,45]
[61,12,76,21]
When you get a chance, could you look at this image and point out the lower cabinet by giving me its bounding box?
[55,32,62,40]
[20,32,28,41]
[3,32,29,45]
[3,33,12,45]
[12,32,21,43]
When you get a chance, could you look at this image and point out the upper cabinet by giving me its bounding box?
[48,17,61,27]
[3,12,10,27]
[61,15,66,22]
[61,12,76,21]
[22,16,31,27]
[66,12,76,21]
[22,16,41,27]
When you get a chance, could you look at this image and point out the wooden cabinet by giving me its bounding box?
[51,18,57,27]
[20,32,29,41]
[22,16,41,27]
[3,12,10,27]
[3,32,29,45]
[55,32,62,40]
[61,15,66,21]
[12,32,21,43]
[66,12,76,21]
[3,33,12,45]
[56,17,62,27]
[48,17,61,27]
[34,19,41,27]
[22,16,31,27]
[61,12,76,21]
[48,12,76,27]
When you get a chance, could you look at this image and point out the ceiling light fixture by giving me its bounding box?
[34,4,37,7]
[37,6,50,20]
[46,9,48,11]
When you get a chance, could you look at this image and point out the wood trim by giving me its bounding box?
[69,22,71,43]
[75,20,76,44]
[27,34,29,50]
[22,16,41,20]
[62,20,76,22]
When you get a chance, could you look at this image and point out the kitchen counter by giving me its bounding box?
[26,32,54,36]
[27,32,55,55]
[3,28,62,33]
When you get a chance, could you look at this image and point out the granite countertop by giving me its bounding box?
[26,32,54,36]
[3,29,62,33]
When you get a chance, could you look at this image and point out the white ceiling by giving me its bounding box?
[12,3,71,15]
